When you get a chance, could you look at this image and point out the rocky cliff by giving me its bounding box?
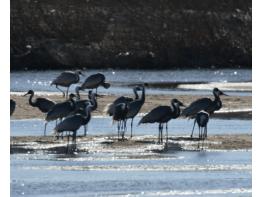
[11,0,251,70]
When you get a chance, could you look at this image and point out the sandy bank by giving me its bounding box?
[10,134,251,154]
[10,93,251,120]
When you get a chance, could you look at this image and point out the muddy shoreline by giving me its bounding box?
[10,134,252,154]
[10,93,252,120]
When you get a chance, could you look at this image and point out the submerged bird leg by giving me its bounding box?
[55,85,65,98]
[130,118,134,138]
[191,119,197,138]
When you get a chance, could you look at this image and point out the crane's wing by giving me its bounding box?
[51,72,78,86]
[104,96,133,116]
[181,98,212,118]
[55,115,83,132]
[126,100,143,118]
[81,74,105,89]
[139,106,171,124]
[36,98,55,113]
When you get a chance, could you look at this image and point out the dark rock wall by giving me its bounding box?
[11,0,251,70]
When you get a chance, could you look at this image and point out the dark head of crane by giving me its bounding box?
[139,98,184,144]
[24,89,56,113]
[79,73,110,94]
[51,70,84,98]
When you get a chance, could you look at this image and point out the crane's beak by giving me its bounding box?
[23,93,29,97]
[220,91,229,96]
[95,94,104,98]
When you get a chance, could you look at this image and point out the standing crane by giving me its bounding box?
[139,99,184,145]
[126,85,146,138]
[24,90,55,113]
[54,103,93,152]
[181,88,227,138]
[44,94,76,136]
[51,70,83,98]
[112,102,129,141]
[80,73,110,94]
[104,86,140,116]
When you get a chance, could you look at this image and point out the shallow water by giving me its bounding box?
[11,115,251,196]
[10,117,251,137]
[11,148,251,197]
[10,69,251,96]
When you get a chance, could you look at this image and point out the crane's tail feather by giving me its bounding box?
[102,82,111,89]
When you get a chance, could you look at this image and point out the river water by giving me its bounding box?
[10,69,251,96]
[10,69,252,196]
[11,118,251,197]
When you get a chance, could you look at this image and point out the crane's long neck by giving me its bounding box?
[213,91,221,102]
[75,72,80,83]
[139,87,145,104]
[70,98,76,110]
[171,102,180,116]
[28,92,36,107]
[213,93,222,110]
[90,94,97,111]
[133,88,139,100]
[75,87,80,100]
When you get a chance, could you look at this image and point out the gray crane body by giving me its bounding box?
[105,87,140,116]
[139,99,184,144]
[24,90,55,113]
[80,73,110,90]
[51,70,83,98]
[54,105,92,145]
[51,71,81,87]
[181,88,227,118]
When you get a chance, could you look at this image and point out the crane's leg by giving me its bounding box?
[201,128,205,150]
[191,119,197,138]
[130,118,134,138]
[44,122,48,136]
[66,86,70,99]
[198,126,201,139]
[55,85,65,98]
[166,123,168,143]
[117,121,120,140]
[160,123,163,144]
[158,123,161,144]
[84,125,87,136]
[204,126,208,139]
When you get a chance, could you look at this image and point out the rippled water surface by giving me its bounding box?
[11,117,252,196]
[10,69,251,95]
[11,149,251,197]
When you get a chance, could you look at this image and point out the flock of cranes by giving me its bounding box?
[10,71,228,150]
